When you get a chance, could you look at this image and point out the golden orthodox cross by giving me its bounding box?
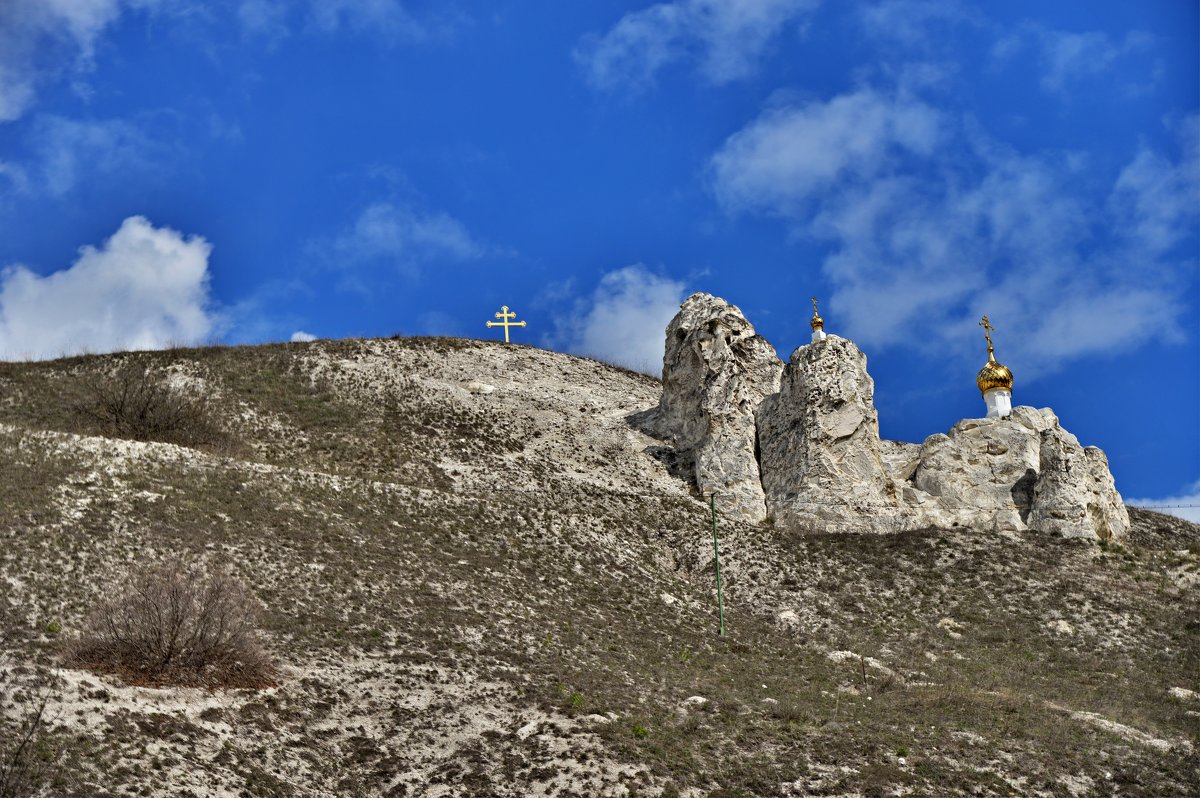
[979,315,994,349]
[486,305,526,343]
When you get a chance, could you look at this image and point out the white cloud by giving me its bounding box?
[1126,479,1200,525]
[0,216,217,361]
[314,202,486,277]
[238,0,291,43]
[709,91,1196,377]
[992,24,1156,95]
[858,0,981,48]
[1111,115,1200,256]
[238,0,457,44]
[0,160,31,194]
[0,0,438,120]
[0,115,173,202]
[710,88,942,214]
[554,266,687,375]
[30,114,165,196]
[290,330,317,342]
[308,0,426,40]
[575,0,817,91]
[0,0,166,123]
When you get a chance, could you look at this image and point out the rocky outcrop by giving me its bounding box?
[650,293,1129,541]
[905,406,1129,538]
[1030,427,1130,540]
[910,406,1056,532]
[650,293,782,522]
[757,336,903,533]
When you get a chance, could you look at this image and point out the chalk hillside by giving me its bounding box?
[0,336,1197,797]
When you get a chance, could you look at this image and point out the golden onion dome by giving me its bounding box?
[976,350,1014,395]
[975,314,1013,395]
[810,296,825,331]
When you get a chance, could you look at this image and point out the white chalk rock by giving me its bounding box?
[757,336,902,533]
[651,293,782,522]
[1030,425,1129,541]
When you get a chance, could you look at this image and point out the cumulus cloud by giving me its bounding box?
[575,0,817,91]
[290,330,317,342]
[0,216,218,361]
[313,202,486,277]
[0,0,166,123]
[709,91,1197,377]
[1126,479,1200,524]
[554,266,687,375]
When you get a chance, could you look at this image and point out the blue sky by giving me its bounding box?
[0,0,1196,515]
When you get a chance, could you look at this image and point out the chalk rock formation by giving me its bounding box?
[1030,426,1130,540]
[652,293,782,522]
[907,407,1129,538]
[650,292,1129,541]
[757,336,902,533]
[910,406,1056,532]
[879,439,921,483]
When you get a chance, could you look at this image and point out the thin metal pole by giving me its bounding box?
[710,493,725,637]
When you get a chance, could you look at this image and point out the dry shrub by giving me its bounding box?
[73,362,231,449]
[0,663,60,798]
[70,560,275,689]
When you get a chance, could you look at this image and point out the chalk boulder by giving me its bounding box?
[651,293,782,522]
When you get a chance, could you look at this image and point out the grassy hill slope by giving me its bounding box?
[0,337,1196,797]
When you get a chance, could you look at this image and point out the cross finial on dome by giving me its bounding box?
[979,315,995,354]
[810,297,827,342]
[976,314,1013,418]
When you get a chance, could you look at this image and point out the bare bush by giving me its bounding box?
[0,664,60,798]
[70,561,275,689]
[72,362,231,449]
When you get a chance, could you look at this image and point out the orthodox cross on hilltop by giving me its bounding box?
[486,305,526,343]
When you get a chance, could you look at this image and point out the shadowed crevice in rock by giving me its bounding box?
[1012,468,1038,524]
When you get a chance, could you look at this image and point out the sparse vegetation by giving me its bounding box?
[69,559,274,689]
[0,337,1195,795]
[71,361,232,450]
[0,663,61,798]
